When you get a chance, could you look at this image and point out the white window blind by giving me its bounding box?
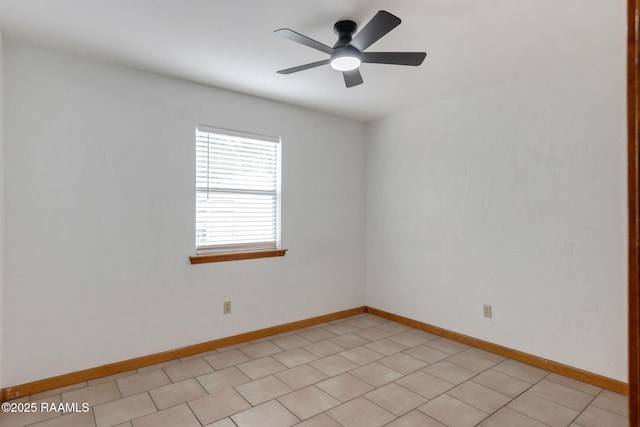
[195,126,281,252]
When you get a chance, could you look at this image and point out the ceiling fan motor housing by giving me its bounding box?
[333,20,358,47]
[330,20,361,71]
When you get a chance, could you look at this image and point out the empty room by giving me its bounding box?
[0,0,634,426]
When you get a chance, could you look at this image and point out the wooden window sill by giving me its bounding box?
[190,249,288,264]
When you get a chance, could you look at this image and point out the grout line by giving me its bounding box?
[414,340,544,426]
[588,388,630,419]
[183,401,203,427]
[566,387,601,427]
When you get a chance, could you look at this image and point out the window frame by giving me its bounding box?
[191,125,285,263]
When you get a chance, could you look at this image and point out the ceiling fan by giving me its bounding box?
[275,10,426,88]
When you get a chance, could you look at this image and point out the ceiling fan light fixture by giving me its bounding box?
[330,56,361,71]
[330,46,361,71]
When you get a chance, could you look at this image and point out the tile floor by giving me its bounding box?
[0,313,630,427]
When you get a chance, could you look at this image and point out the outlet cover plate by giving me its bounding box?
[483,304,492,318]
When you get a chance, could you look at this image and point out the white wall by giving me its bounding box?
[1,37,629,388]
[2,41,366,387]
[366,50,628,381]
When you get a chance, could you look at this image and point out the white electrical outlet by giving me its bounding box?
[483,304,492,318]
[224,301,231,314]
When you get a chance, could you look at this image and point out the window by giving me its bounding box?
[195,126,282,256]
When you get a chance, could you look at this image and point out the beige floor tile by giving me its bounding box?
[163,358,213,382]
[113,423,132,427]
[116,369,171,397]
[309,355,358,376]
[131,404,200,427]
[354,327,393,341]
[196,366,251,394]
[317,373,374,402]
[277,329,303,337]
[362,313,390,323]
[378,353,427,374]
[329,333,370,349]
[423,360,477,385]
[479,407,547,427]
[350,362,403,387]
[407,329,440,341]
[395,371,454,399]
[426,337,470,354]
[272,348,318,368]
[237,357,287,380]
[493,359,549,384]
[88,371,137,386]
[188,389,251,425]
[249,335,274,344]
[148,378,207,410]
[216,342,250,353]
[364,382,427,416]
[528,379,593,411]
[545,373,602,396]
[338,347,384,365]
[204,349,251,369]
[463,347,507,364]
[28,410,95,427]
[93,393,157,427]
[388,332,428,347]
[402,345,449,364]
[202,418,236,427]
[445,352,499,373]
[590,390,629,417]
[365,338,408,356]
[376,322,412,334]
[231,400,299,427]
[239,341,283,359]
[0,406,61,427]
[419,394,488,427]
[277,385,340,420]
[179,349,218,362]
[574,405,628,427]
[472,369,531,397]
[62,381,121,407]
[234,375,292,406]
[298,327,337,342]
[30,394,61,407]
[304,340,346,358]
[270,334,312,350]
[448,381,511,413]
[323,322,359,336]
[507,392,579,427]
[275,364,328,390]
[327,396,395,427]
[137,360,180,373]
[29,383,88,401]
[385,410,446,427]
[295,413,342,426]
[344,316,382,329]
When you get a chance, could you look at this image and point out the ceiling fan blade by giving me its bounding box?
[277,59,331,74]
[349,10,401,52]
[343,69,363,88]
[361,52,427,66]
[274,28,334,54]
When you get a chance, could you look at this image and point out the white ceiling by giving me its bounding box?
[0,0,624,122]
